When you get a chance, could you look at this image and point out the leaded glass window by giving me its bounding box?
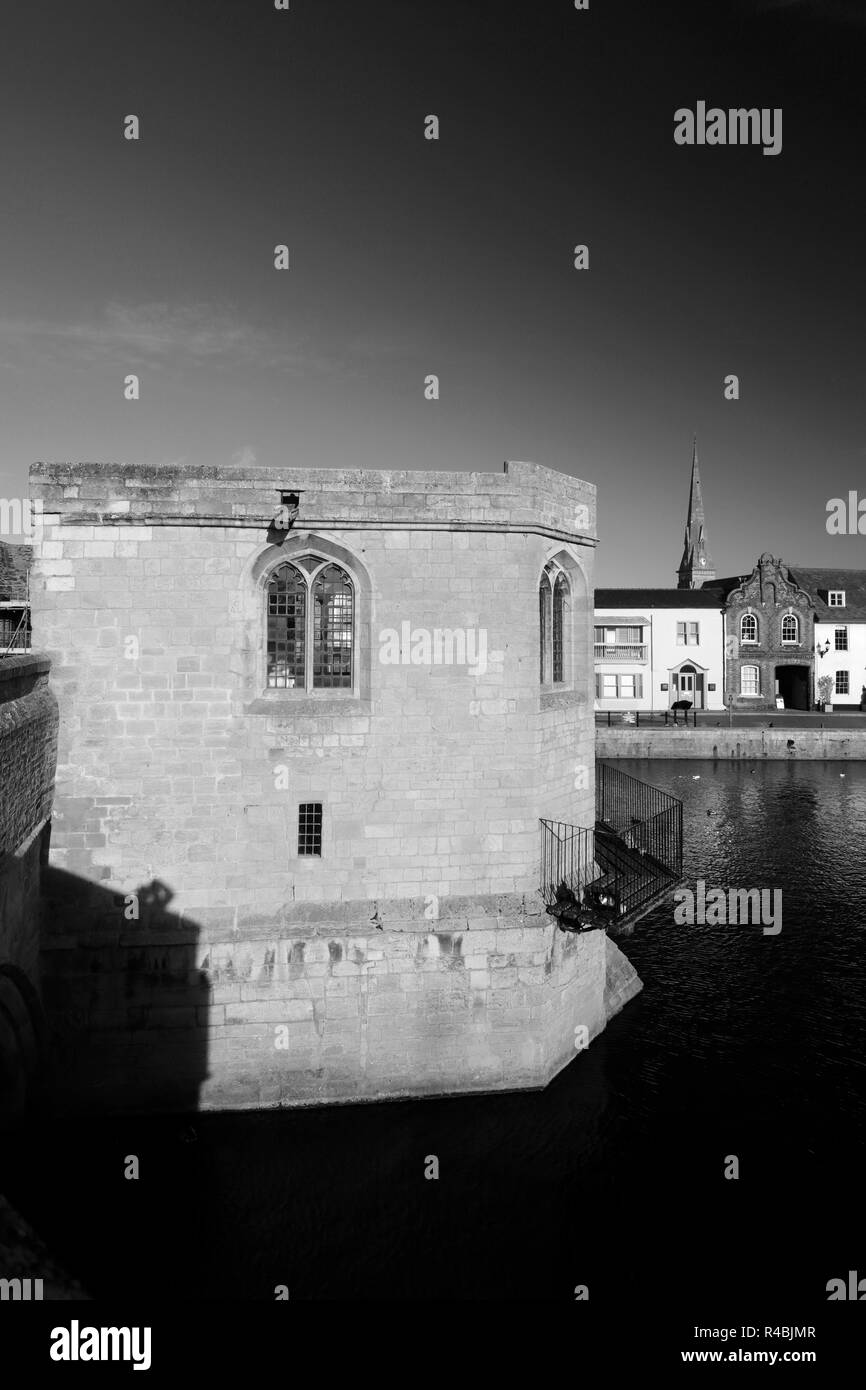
[552,573,568,682]
[267,564,306,688]
[539,575,551,681]
[266,557,354,691]
[312,565,353,689]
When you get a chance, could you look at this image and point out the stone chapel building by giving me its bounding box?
[28,458,643,1112]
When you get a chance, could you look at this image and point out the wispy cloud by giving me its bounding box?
[0,301,388,377]
[231,446,257,468]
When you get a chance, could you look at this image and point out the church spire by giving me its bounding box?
[677,436,715,588]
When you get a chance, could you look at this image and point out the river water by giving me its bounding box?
[3,759,865,1303]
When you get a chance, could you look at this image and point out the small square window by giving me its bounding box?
[298,803,323,856]
[828,591,845,607]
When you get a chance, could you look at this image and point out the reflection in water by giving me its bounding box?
[2,760,865,1302]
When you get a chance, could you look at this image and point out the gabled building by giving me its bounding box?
[713,555,815,710]
[595,442,725,712]
[786,568,866,709]
[595,587,726,712]
[595,441,866,715]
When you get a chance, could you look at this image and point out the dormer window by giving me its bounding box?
[828,591,845,607]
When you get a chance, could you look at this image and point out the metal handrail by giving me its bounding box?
[595,707,698,727]
[540,765,683,928]
[0,607,30,656]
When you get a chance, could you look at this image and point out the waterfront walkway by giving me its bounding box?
[597,710,866,730]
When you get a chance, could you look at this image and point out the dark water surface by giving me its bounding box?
[3,759,865,1302]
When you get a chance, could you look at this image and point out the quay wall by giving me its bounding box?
[596,726,866,760]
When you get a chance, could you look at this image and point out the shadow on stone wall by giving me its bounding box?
[0,962,48,1132]
[39,866,210,1117]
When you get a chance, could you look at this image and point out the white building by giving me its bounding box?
[787,568,866,709]
[594,588,726,713]
[596,442,866,716]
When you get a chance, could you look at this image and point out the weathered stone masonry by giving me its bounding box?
[29,458,642,1113]
[0,654,57,1121]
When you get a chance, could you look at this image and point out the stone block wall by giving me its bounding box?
[0,654,58,1123]
[40,885,641,1114]
[29,459,597,924]
[0,655,57,983]
[596,725,866,759]
[26,457,638,1114]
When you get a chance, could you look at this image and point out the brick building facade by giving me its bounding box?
[717,553,815,711]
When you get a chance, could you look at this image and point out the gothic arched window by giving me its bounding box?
[741,613,758,644]
[267,563,306,688]
[781,614,798,644]
[552,573,568,683]
[539,572,550,682]
[268,557,354,690]
[312,564,354,689]
[539,562,570,685]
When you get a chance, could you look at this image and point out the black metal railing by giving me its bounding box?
[540,764,683,930]
[0,610,31,655]
[595,707,698,727]
[540,819,596,905]
[596,762,680,851]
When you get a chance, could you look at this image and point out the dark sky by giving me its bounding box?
[1,0,865,584]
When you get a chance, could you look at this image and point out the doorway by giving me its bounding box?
[670,663,704,710]
[775,665,810,711]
